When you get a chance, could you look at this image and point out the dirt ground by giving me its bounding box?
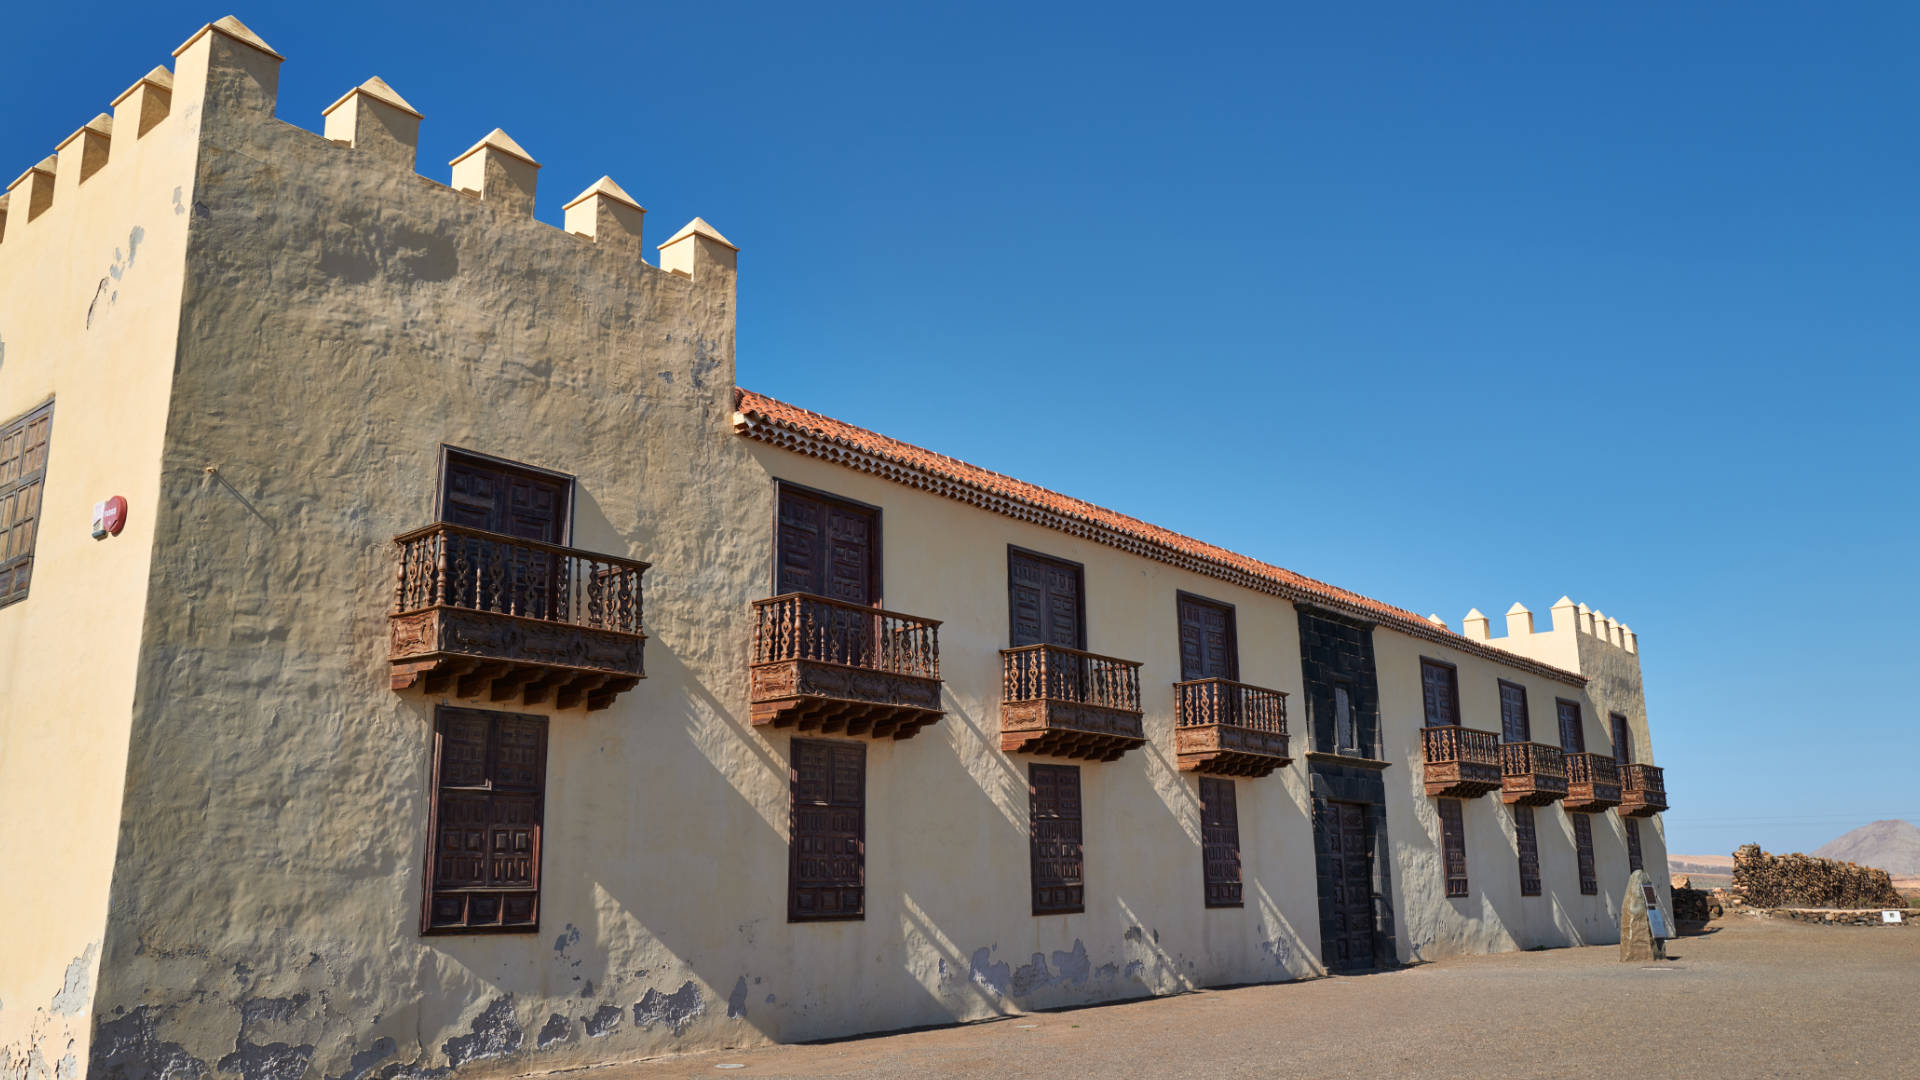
[580,917,1920,1080]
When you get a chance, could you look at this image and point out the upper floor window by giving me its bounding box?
[1610,713,1634,764]
[440,447,572,542]
[1556,699,1585,753]
[0,401,54,608]
[1498,681,1531,743]
[775,482,880,606]
[1420,659,1460,727]
[1176,592,1238,681]
[1334,684,1357,752]
[1008,547,1085,649]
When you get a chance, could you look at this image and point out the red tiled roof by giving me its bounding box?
[733,387,1584,685]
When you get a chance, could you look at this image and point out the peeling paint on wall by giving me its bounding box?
[439,998,520,1069]
[48,946,98,1018]
[581,1006,622,1039]
[725,979,748,1020]
[90,1005,208,1080]
[534,1016,569,1051]
[631,983,702,1037]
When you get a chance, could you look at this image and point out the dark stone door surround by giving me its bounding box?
[1299,605,1398,974]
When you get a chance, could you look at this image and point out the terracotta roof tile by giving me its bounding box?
[733,387,1584,685]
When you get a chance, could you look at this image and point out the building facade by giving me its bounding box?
[0,18,1673,1079]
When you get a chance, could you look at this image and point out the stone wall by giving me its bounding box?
[1730,844,1908,910]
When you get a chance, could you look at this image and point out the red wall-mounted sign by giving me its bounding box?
[92,496,128,539]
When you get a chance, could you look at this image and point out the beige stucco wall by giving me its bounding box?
[0,53,199,1080]
[0,21,1672,1080]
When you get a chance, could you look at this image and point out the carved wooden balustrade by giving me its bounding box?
[1421,726,1503,798]
[748,592,944,740]
[1172,678,1291,777]
[1000,644,1146,761]
[1562,752,1623,813]
[1499,742,1568,806]
[389,523,649,711]
[1618,763,1669,817]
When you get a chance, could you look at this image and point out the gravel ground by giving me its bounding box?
[579,917,1920,1080]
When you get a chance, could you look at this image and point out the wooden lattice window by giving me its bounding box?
[790,738,865,922]
[1420,659,1459,727]
[1625,818,1643,873]
[1439,799,1468,898]
[0,401,53,608]
[1572,814,1598,895]
[1513,805,1542,896]
[1556,699,1585,752]
[423,707,547,933]
[1199,776,1242,908]
[1498,680,1531,743]
[1030,764,1084,915]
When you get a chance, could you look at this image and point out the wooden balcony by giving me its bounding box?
[748,592,943,740]
[1421,726,1502,798]
[1171,678,1290,777]
[1619,763,1669,817]
[1000,644,1146,761]
[1499,742,1567,806]
[389,523,648,711]
[1563,752,1622,813]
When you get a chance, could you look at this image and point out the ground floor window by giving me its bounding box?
[1513,805,1542,896]
[1572,814,1598,895]
[1439,799,1468,898]
[424,707,547,933]
[1030,763,1084,914]
[1200,776,1242,908]
[1625,818,1643,872]
[790,738,865,921]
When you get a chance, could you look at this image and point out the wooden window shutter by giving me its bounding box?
[1439,799,1468,898]
[1498,682,1531,743]
[423,707,547,933]
[1199,777,1242,908]
[1420,661,1458,727]
[0,402,53,607]
[789,738,866,921]
[1513,806,1542,897]
[1573,814,1598,895]
[1625,818,1643,873]
[1029,764,1084,915]
[1556,699,1585,753]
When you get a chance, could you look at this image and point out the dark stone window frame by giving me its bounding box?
[0,399,54,609]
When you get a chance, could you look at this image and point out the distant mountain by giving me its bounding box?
[1813,820,1920,876]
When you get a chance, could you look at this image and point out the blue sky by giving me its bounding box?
[6,3,1916,857]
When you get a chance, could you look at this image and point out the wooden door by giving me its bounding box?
[789,739,866,921]
[1325,801,1375,970]
[1557,700,1585,753]
[441,452,571,619]
[1008,549,1084,649]
[1177,594,1238,681]
[776,486,878,605]
[1611,714,1634,764]
[1498,682,1531,743]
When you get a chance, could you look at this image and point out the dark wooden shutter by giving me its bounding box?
[776,486,878,605]
[1572,814,1597,895]
[1513,805,1542,896]
[0,402,53,606]
[442,452,570,541]
[1199,777,1242,908]
[1008,549,1084,649]
[1498,682,1531,743]
[789,738,866,921]
[1439,800,1468,898]
[1556,700,1585,753]
[1421,661,1458,727]
[1624,818,1643,873]
[1611,713,1634,765]
[1177,594,1238,681]
[424,707,547,933]
[1029,764,1084,914]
